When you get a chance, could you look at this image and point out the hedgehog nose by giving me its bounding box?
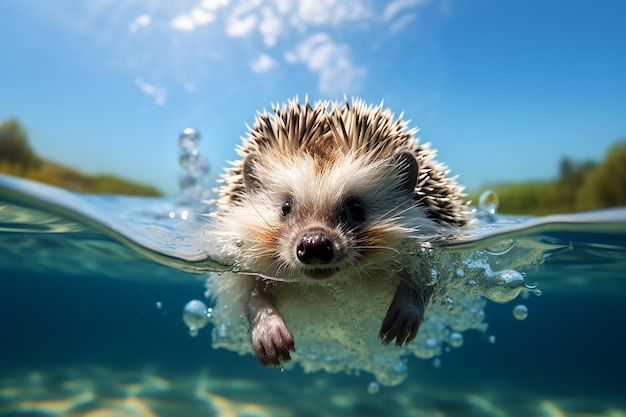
[297,233,334,264]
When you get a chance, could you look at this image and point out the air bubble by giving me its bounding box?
[183,300,210,336]
[178,128,210,204]
[367,382,380,394]
[488,335,496,344]
[478,190,499,214]
[449,332,464,348]
[179,128,200,149]
[513,304,528,320]
[478,269,542,303]
[484,239,516,256]
[235,239,244,247]
[433,358,442,368]
[155,301,162,309]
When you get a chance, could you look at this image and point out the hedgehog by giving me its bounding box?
[209,97,467,367]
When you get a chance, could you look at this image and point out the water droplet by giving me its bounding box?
[367,382,380,394]
[513,304,528,320]
[179,128,200,150]
[478,190,499,214]
[433,358,442,368]
[449,332,464,348]
[235,239,244,247]
[183,300,210,332]
[488,335,496,344]
[278,364,284,373]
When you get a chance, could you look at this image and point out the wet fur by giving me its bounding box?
[211,98,467,366]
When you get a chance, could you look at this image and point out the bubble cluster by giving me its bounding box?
[204,207,545,386]
[178,128,210,205]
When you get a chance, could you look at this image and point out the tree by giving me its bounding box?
[577,141,626,210]
[0,118,40,172]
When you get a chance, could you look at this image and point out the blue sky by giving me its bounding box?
[1,0,625,196]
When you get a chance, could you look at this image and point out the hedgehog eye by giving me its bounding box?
[344,199,366,224]
[281,201,293,217]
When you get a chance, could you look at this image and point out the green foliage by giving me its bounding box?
[576,142,626,211]
[471,140,626,214]
[0,119,163,196]
[0,118,40,173]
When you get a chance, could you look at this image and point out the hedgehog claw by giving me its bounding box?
[379,281,431,347]
[250,311,295,367]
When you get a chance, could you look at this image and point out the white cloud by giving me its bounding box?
[172,15,196,31]
[286,33,365,96]
[259,7,282,47]
[201,0,230,11]
[251,54,278,72]
[191,7,216,25]
[225,14,257,37]
[291,0,370,26]
[388,13,415,33]
[274,0,292,14]
[383,0,427,21]
[135,77,167,106]
[225,0,262,37]
[172,0,230,31]
[128,14,151,33]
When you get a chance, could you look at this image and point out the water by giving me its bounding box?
[1,173,626,417]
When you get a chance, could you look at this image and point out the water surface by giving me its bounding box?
[1,174,625,417]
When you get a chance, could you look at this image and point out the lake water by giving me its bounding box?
[1,173,625,417]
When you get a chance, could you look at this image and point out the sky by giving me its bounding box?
[1,0,625,196]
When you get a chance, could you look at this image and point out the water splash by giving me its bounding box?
[478,190,500,215]
[177,128,211,206]
[197,190,548,386]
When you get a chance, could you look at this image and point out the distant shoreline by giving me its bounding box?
[0,118,163,197]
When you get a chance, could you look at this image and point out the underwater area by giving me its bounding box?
[1,134,626,417]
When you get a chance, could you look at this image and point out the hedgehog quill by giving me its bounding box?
[209,98,468,367]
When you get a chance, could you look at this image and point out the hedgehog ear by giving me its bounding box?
[242,152,262,192]
[394,152,419,196]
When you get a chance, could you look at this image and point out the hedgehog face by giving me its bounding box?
[213,98,468,283]
[232,149,434,283]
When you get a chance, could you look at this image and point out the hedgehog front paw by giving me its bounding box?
[250,312,295,366]
[379,281,431,347]
[379,299,423,347]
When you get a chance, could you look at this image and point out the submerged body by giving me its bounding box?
[209,98,467,366]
